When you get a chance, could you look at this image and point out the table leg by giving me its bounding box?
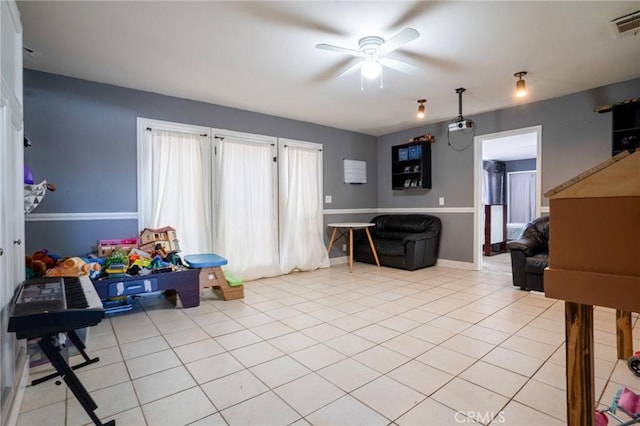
[348,227,353,273]
[564,301,595,426]
[327,227,338,254]
[616,309,633,360]
[364,228,380,267]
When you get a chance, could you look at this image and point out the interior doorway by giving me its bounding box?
[473,126,542,271]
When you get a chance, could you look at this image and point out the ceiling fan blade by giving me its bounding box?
[379,28,420,54]
[380,57,420,74]
[336,60,362,78]
[394,50,459,72]
[316,43,362,57]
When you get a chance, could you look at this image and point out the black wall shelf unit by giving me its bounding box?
[612,102,640,156]
[391,141,432,190]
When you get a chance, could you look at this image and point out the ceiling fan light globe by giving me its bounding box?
[361,60,382,79]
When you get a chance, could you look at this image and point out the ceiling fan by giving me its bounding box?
[316,28,420,81]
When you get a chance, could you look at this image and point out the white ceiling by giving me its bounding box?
[482,132,537,162]
[17,1,640,137]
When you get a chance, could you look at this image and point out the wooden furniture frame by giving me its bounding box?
[483,204,507,256]
[544,149,639,425]
[327,223,380,272]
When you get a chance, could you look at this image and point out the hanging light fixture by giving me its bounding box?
[514,71,528,97]
[416,99,427,119]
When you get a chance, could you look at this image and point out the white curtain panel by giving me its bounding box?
[278,140,330,274]
[147,130,212,255]
[508,171,536,223]
[215,136,280,280]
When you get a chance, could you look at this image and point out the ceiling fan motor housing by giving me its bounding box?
[359,36,384,57]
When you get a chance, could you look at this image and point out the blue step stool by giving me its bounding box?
[183,254,243,300]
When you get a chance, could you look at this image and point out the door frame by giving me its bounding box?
[473,125,542,271]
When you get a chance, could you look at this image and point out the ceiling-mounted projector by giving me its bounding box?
[448,120,473,132]
[448,87,474,132]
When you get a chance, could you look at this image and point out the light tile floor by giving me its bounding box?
[17,263,640,426]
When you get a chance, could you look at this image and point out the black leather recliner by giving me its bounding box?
[507,216,549,292]
[353,214,441,271]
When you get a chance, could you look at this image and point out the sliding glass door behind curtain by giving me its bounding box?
[140,120,329,281]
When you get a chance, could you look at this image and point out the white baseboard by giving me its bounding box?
[5,355,29,426]
[329,256,349,265]
[436,259,477,270]
[329,256,475,271]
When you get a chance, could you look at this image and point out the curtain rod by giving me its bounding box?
[146,127,208,137]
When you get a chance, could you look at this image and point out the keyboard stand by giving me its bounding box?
[31,329,100,386]
[37,334,115,426]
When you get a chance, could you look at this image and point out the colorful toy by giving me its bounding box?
[597,387,640,425]
[105,263,127,278]
[628,351,640,377]
[32,249,59,269]
[24,165,34,185]
[104,249,130,269]
[153,243,183,266]
[139,226,180,254]
[150,255,173,273]
[45,257,101,277]
[98,238,138,257]
[25,255,47,279]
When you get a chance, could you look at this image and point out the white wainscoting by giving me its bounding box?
[25,212,138,221]
[24,207,510,271]
[323,207,475,215]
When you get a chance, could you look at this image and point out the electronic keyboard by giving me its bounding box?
[8,275,104,339]
[7,275,113,425]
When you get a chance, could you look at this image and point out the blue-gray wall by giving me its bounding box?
[23,70,640,264]
[24,70,377,255]
[378,77,640,262]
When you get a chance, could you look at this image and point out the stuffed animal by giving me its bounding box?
[45,257,101,277]
[25,255,47,279]
[32,249,57,269]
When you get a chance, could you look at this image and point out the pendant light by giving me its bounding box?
[514,71,528,97]
[416,99,426,119]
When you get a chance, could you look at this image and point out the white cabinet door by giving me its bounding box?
[0,0,25,423]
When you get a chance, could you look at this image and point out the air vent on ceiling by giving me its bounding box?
[611,10,640,38]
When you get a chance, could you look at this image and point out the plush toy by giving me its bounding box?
[32,249,57,269]
[25,255,47,279]
[45,257,101,277]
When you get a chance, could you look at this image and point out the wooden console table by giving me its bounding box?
[91,268,200,308]
[544,149,639,425]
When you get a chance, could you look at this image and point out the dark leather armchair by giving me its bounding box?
[354,214,441,271]
[507,216,549,292]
